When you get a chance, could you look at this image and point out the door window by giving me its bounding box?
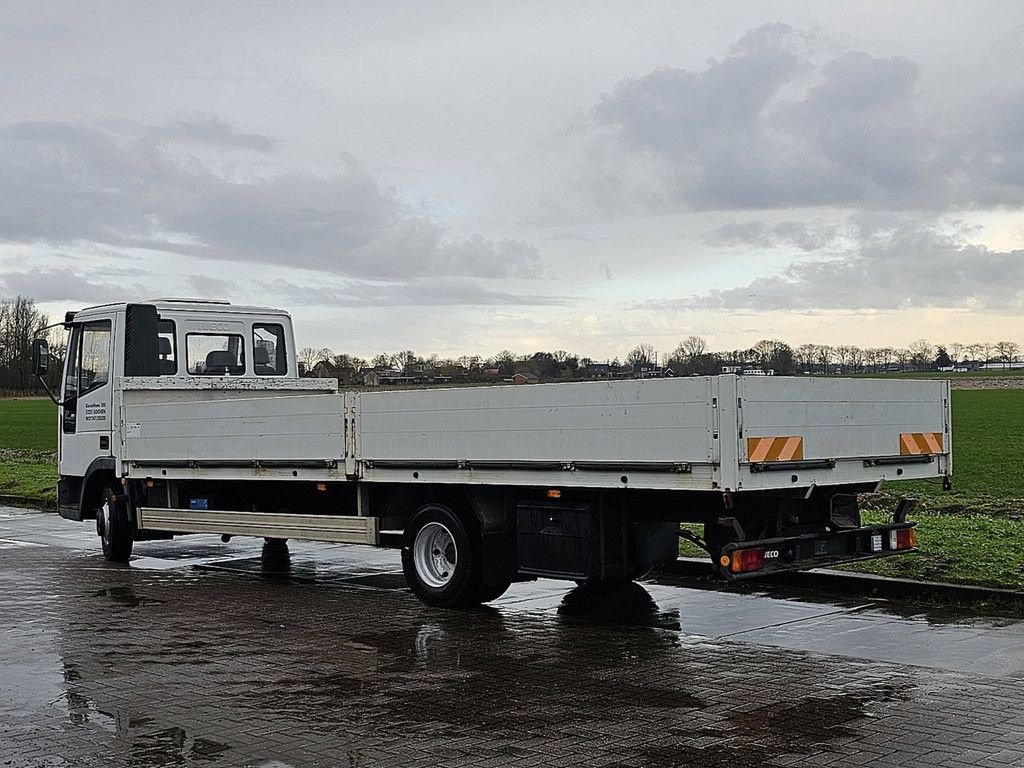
[79,324,111,394]
[63,320,112,433]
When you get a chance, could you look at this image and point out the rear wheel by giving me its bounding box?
[98,483,134,563]
[402,504,486,608]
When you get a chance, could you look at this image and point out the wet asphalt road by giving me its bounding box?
[2,505,1024,768]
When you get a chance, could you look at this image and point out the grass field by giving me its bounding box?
[3,391,1024,589]
[0,398,57,451]
[0,398,58,505]
[902,389,1024,503]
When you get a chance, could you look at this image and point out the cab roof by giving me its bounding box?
[72,298,291,319]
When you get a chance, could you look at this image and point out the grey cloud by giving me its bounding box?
[595,25,805,165]
[255,277,570,308]
[589,24,1024,211]
[185,274,238,297]
[155,116,279,153]
[647,220,1024,311]
[705,220,841,251]
[0,120,542,281]
[0,266,144,304]
[0,22,70,42]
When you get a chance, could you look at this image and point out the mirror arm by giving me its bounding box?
[34,374,64,407]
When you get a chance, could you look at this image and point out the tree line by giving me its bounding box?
[301,335,1024,382]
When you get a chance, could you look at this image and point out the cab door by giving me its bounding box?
[59,318,114,480]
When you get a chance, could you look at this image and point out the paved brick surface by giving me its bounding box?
[2,511,1024,767]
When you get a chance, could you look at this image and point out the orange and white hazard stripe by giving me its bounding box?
[900,432,944,455]
[747,436,804,462]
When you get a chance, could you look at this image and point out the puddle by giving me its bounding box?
[91,587,165,608]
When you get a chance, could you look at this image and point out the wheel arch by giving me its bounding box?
[61,458,118,521]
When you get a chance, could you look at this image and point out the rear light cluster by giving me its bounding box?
[726,548,765,574]
[890,528,916,550]
[722,527,915,574]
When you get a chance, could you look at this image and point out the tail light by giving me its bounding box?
[889,528,916,550]
[729,547,765,574]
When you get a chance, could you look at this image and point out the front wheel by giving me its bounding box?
[98,484,134,563]
[402,504,485,608]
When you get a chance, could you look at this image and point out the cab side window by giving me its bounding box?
[253,324,287,376]
[187,334,245,375]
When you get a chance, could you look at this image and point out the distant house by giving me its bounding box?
[582,363,614,379]
[480,368,501,379]
[512,372,539,385]
[979,361,1024,370]
[722,364,773,376]
[363,369,417,386]
[309,360,338,378]
[632,363,675,379]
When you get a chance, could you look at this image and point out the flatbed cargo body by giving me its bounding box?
[117,375,951,493]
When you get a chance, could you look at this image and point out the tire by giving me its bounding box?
[402,503,485,608]
[98,483,134,563]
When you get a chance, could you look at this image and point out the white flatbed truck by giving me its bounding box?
[32,299,952,607]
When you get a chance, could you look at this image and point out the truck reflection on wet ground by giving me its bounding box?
[557,580,682,631]
[3,511,1024,767]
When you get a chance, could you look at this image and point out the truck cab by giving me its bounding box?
[47,299,298,523]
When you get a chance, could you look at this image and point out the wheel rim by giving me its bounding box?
[100,500,111,545]
[412,522,458,588]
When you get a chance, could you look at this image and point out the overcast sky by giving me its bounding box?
[2,1,1023,360]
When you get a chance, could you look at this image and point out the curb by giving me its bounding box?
[0,495,55,511]
[662,557,1024,605]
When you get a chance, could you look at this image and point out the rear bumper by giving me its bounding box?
[717,522,916,580]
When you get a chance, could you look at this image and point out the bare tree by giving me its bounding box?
[0,296,49,391]
[995,341,1020,364]
[625,344,656,366]
[848,346,864,373]
[908,339,934,371]
[492,349,518,376]
[795,344,818,373]
[949,342,963,365]
[816,345,834,374]
[834,345,854,372]
[390,350,417,372]
[681,335,708,358]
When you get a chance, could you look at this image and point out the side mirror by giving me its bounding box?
[32,338,49,377]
